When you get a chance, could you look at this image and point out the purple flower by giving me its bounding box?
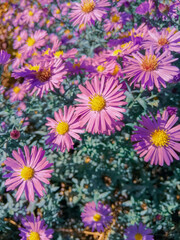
[166,106,178,116]
[136,0,154,15]
[19,214,53,240]
[4,146,53,201]
[131,109,180,166]
[81,201,113,232]
[124,223,154,240]
[0,50,10,65]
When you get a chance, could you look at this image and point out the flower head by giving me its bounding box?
[69,0,110,26]
[4,146,53,201]
[46,106,84,152]
[81,201,113,232]
[0,50,10,64]
[124,223,154,240]
[10,130,20,140]
[75,76,127,134]
[19,214,53,240]
[131,109,180,166]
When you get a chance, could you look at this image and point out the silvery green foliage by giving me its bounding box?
[0,0,180,239]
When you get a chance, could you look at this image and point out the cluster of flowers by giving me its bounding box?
[0,0,180,239]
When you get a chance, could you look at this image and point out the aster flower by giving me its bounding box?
[3,146,53,201]
[19,214,53,240]
[21,5,42,28]
[166,106,178,116]
[46,106,84,152]
[12,58,67,98]
[136,0,155,15]
[13,30,28,49]
[75,76,127,134]
[69,0,110,26]
[0,50,10,64]
[143,28,180,53]
[131,109,180,166]
[124,223,154,240]
[123,47,179,91]
[81,201,113,232]
[9,83,26,102]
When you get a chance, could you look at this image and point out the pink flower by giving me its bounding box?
[10,130,20,140]
[75,76,127,134]
[69,0,110,26]
[131,110,180,166]
[9,83,26,102]
[46,106,84,152]
[4,146,53,201]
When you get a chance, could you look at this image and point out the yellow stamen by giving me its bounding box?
[67,2,71,6]
[151,128,169,147]
[36,68,51,82]
[21,166,34,181]
[28,231,40,240]
[54,50,64,58]
[93,213,101,222]
[141,55,158,71]
[111,14,120,23]
[81,0,95,13]
[29,65,40,72]
[79,23,85,29]
[56,9,61,14]
[135,233,143,240]
[16,52,22,58]
[27,37,35,47]
[97,65,105,72]
[17,35,21,41]
[112,65,119,75]
[28,11,34,16]
[56,121,69,135]
[89,94,106,111]
[73,63,81,68]
[13,86,21,94]
[158,37,169,46]
[112,49,122,56]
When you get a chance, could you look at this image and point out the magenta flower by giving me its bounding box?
[0,50,10,65]
[46,106,84,152]
[69,0,110,26]
[136,0,154,15]
[75,76,127,134]
[81,201,113,232]
[12,58,67,98]
[19,214,53,240]
[10,130,20,140]
[123,47,179,91]
[124,223,154,240]
[166,106,178,116]
[21,5,42,28]
[4,146,53,201]
[143,28,180,53]
[131,109,180,166]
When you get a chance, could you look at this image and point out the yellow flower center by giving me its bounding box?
[81,0,95,13]
[97,65,105,72]
[13,86,21,94]
[27,37,35,47]
[56,121,69,135]
[17,35,21,41]
[89,94,106,111]
[141,55,158,71]
[54,50,64,58]
[135,233,143,240]
[29,65,40,72]
[73,62,81,69]
[16,52,22,58]
[93,213,101,222]
[21,166,34,181]
[64,29,70,35]
[158,37,169,46]
[112,65,119,75]
[56,9,61,14]
[151,129,169,147]
[79,23,85,29]
[67,2,71,6]
[28,11,34,16]
[28,232,40,240]
[112,49,122,56]
[43,48,50,56]
[36,68,51,82]
[111,14,120,22]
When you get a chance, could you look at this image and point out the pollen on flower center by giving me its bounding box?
[81,0,95,13]
[158,37,169,46]
[21,166,34,180]
[28,231,40,240]
[93,213,101,222]
[112,49,122,56]
[73,62,81,69]
[112,65,119,75]
[17,35,21,41]
[111,14,120,22]
[89,94,106,111]
[27,37,35,47]
[141,55,158,71]
[13,86,21,94]
[97,65,105,72]
[56,121,69,135]
[28,11,34,16]
[36,68,51,82]
[135,233,143,240]
[151,129,169,147]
